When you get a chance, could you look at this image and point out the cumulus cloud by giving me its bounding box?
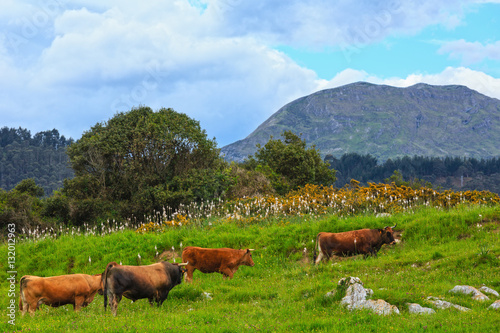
[204,0,470,46]
[320,67,500,100]
[438,39,500,65]
[0,0,498,146]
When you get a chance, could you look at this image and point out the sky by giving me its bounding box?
[1,0,500,147]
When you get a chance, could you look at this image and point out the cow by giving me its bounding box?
[314,224,397,264]
[181,246,255,283]
[102,261,187,316]
[19,273,103,315]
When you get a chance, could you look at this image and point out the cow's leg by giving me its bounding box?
[28,300,38,315]
[110,293,121,317]
[74,296,85,312]
[220,268,234,279]
[19,297,26,316]
[185,266,195,283]
[315,249,325,264]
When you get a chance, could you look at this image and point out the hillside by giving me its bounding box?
[222,82,500,162]
[0,127,74,194]
[2,204,500,332]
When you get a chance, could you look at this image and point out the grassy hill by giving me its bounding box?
[222,82,500,162]
[1,203,500,332]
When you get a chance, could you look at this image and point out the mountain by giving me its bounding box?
[222,82,500,162]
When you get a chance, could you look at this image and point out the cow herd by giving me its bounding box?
[18,225,396,316]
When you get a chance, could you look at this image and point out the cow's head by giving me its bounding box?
[173,262,188,285]
[241,249,255,267]
[381,224,397,245]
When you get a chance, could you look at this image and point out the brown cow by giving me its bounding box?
[314,225,397,264]
[181,247,255,282]
[19,273,103,315]
[103,261,187,316]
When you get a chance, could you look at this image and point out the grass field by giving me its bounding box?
[1,204,500,332]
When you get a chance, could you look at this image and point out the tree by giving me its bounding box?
[14,178,44,197]
[246,131,336,194]
[65,106,228,222]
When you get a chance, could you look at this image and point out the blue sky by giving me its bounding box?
[1,0,500,147]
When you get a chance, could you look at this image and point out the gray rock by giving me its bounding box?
[480,286,499,298]
[489,300,500,310]
[338,276,363,286]
[407,303,436,314]
[449,285,489,301]
[341,283,370,310]
[338,277,399,315]
[364,299,400,315]
[427,296,470,312]
[325,291,336,298]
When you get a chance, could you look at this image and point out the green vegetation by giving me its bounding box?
[64,106,228,223]
[0,127,74,195]
[1,205,499,332]
[326,153,500,194]
[243,131,336,195]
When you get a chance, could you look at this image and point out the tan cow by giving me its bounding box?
[19,273,103,315]
[181,247,255,282]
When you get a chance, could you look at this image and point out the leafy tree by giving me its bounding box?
[65,106,228,222]
[0,179,46,232]
[14,178,44,197]
[246,131,336,194]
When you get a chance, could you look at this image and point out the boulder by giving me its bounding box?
[364,299,400,315]
[480,286,499,298]
[427,296,470,312]
[449,285,489,301]
[338,276,399,315]
[489,300,500,310]
[407,303,436,314]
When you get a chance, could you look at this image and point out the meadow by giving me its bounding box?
[1,184,500,332]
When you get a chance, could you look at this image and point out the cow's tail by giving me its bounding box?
[19,276,29,312]
[102,262,117,311]
[313,233,320,264]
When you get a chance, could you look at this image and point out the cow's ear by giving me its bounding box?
[246,249,250,253]
[379,230,382,234]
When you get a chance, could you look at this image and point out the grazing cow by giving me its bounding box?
[102,261,187,316]
[181,247,255,282]
[314,225,397,264]
[19,273,103,315]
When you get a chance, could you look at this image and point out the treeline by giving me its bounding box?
[326,153,500,193]
[0,127,74,195]
[1,109,335,232]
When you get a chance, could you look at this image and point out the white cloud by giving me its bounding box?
[204,0,472,46]
[320,67,500,100]
[438,39,500,65]
[1,0,498,147]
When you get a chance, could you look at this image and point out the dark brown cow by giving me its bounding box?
[181,246,255,282]
[103,261,187,316]
[314,225,397,264]
[19,273,103,315]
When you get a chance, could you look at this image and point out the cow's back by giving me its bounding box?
[182,246,227,272]
[319,229,373,255]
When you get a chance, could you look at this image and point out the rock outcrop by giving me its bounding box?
[449,285,489,301]
[334,277,399,315]
[407,303,436,314]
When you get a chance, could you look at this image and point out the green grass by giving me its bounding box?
[1,205,500,332]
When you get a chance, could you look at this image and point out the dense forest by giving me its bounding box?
[0,127,74,195]
[326,153,500,194]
